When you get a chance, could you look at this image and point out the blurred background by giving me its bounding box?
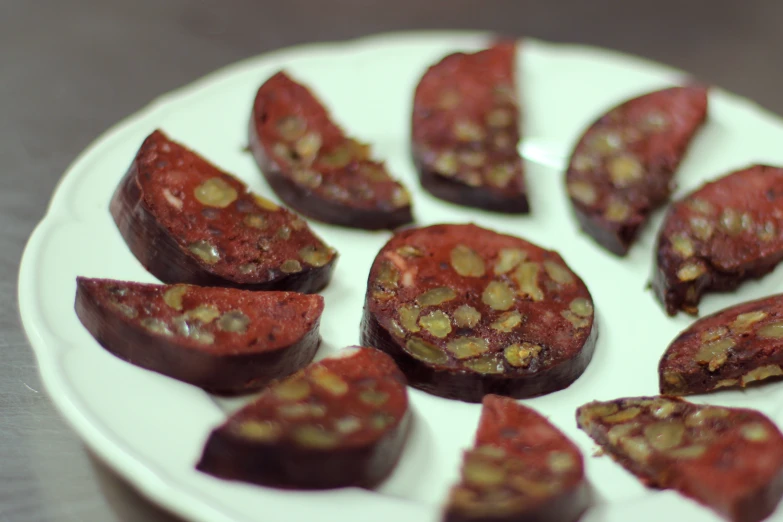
[2,0,781,520]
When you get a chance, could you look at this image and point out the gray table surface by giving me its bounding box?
[4,0,783,520]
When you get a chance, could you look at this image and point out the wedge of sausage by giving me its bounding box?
[197,346,410,489]
[653,164,783,316]
[361,223,597,402]
[445,394,590,522]
[411,42,528,213]
[577,396,783,522]
[249,71,414,230]
[659,294,783,395]
[75,277,323,395]
[565,86,708,256]
[111,130,337,293]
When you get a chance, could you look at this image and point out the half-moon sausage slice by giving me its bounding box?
[75,277,324,395]
[659,294,783,395]
[197,346,410,489]
[577,396,783,522]
[411,42,528,213]
[249,71,414,230]
[444,394,590,522]
[111,130,337,293]
[565,86,708,256]
[653,165,783,316]
[360,223,597,402]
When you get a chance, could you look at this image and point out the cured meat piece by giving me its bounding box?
[577,396,783,522]
[659,294,783,395]
[75,277,323,395]
[197,346,410,489]
[111,130,337,293]
[411,42,528,213]
[360,223,597,402]
[444,394,590,522]
[565,86,708,256]
[653,165,783,316]
[249,72,413,230]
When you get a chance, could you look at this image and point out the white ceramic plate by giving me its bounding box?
[18,30,783,522]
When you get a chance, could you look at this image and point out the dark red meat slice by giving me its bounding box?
[249,71,414,230]
[444,395,590,522]
[75,277,323,395]
[360,223,597,402]
[411,42,528,213]
[652,164,783,316]
[111,130,337,293]
[197,346,410,489]
[659,294,783,395]
[565,86,708,256]
[577,396,783,522]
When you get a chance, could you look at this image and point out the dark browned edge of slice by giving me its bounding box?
[110,140,336,294]
[74,277,323,396]
[652,232,783,317]
[248,114,414,231]
[412,145,530,214]
[570,205,639,257]
[733,475,783,522]
[360,308,598,403]
[653,253,783,318]
[196,407,412,489]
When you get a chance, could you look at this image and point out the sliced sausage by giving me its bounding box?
[659,294,783,395]
[196,346,410,489]
[75,277,323,395]
[111,130,337,293]
[565,86,708,256]
[577,396,783,522]
[444,394,590,522]
[411,42,528,213]
[249,71,414,230]
[652,164,783,316]
[360,223,597,402]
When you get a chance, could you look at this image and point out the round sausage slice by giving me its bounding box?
[659,294,783,395]
[411,42,528,213]
[249,72,414,230]
[111,130,337,293]
[196,346,410,489]
[445,394,590,522]
[653,164,783,316]
[75,277,324,395]
[360,224,597,402]
[565,86,708,256]
[577,396,783,522]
